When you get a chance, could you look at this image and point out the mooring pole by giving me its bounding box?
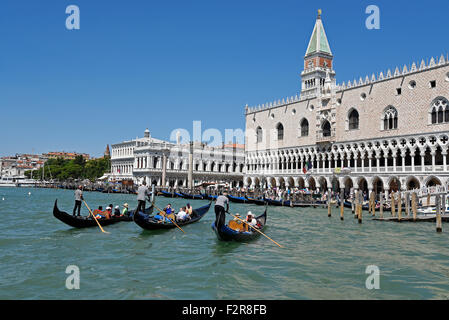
[354,190,359,219]
[405,192,410,217]
[340,188,344,221]
[397,192,402,222]
[391,192,396,217]
[358,190,363,224]
[151,184,155,203]
[327,189,332,217]
[412,192,417,221]
[380,192,384,219]
[436,194,443,233]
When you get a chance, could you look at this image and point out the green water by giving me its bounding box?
[1,187,449,300]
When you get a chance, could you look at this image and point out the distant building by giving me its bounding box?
[104,145,111,158]
[42,152,90,161]
[0,154,44,177]
[109,129,245,187]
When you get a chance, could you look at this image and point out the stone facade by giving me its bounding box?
[109,129,245,188]
[244,12,449,198]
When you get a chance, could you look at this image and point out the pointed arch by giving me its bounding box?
[348,108,359,130]
[300,118,309,137]
[276,123,284,141]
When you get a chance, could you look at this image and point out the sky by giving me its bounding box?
[0,0,447,157]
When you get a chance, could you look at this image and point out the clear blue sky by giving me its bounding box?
[0,0,447,157]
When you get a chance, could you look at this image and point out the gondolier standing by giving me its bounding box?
[73,185,84,217]
[136,181,150,213]
[215,191,229,229]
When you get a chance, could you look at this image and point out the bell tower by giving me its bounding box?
[300,9,336,99]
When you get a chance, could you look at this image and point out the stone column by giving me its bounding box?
[431,149,436,172]
[161,152,167,188]
[411,151,415,172]
[188,142,194,190]
[443,152,447,172]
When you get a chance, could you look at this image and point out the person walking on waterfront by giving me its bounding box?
[73,185,83,217]
[215,191,229,229]
[136,181,150,214]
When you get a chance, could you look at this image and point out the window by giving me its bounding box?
[430,98,449,124]
[430,80,436,88]
[360,93,367,101]
[276,123,284,141]
[300,119,309,137]
[396,88,402,95]
[256,126,263,143]
[409,80,416,89]
[383,106,398,130]
[348,109,359,130]
[322,121,331,137]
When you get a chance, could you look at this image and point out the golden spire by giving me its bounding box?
[318,9,322,19]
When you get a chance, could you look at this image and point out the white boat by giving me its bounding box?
[0,176,17,187]
[417,206,449,215]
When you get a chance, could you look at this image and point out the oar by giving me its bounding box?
[226,211,283,248]
[152,203,186,234]
[83,200,110,234]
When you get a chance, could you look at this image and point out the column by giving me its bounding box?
[431,150,436,172]
[411,151,415,172]
[443,152,447,172]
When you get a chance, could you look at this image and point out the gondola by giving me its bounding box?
[133,201,212,230]
[160,190,184,198]
[204,194,217,201]
[245,197,266,206]
[211,209,267,242]
[227,195,249,204]
[264,198,291,207]
[179,192,205,200]
[53,199,153,229]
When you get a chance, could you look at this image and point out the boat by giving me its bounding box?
[228,195,249,204]
[53,199,151,228]
[0,176,16,187]
[265,198,291,207]
[211,209,267,242]
[179,192,205,200]
[204,194,217,201]
[160,190,183,198]
[245,197,266,205]
[133,201,212,230]
[344,201,391,212]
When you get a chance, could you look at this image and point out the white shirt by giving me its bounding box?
[177,210,187,220]
[247,218,257,227]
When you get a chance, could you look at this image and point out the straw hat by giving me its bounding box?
[235,213,241,217]
[124,203,129,208]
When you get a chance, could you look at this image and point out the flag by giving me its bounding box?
[303,161,313,174]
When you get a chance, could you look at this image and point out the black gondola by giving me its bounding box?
[265,198,291,207]
[160,190,183,198]
[227,195,249,204]
[53,199,153,229]
[245,197,266,205]
[133,201,212,230]
[211,209,267,242]
[204,194,217,201]
[179,192,205,200]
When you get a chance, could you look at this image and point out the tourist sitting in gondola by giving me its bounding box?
[122,203,129,216]
[246,212,258,229]
[186,203,193,216]
[176,207,189,221]
[92,206,105,219]
[113,205,122,217]
[155,204,174,223]
[228,213,247,232]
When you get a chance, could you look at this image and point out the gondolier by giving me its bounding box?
[214,191,229,229]
[73,185,84,217]
[136,181,150,214]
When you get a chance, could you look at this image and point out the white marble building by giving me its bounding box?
[109,129,245,188]
[244,11,449,198]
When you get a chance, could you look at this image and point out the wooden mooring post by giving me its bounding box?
[380,192,384,219]
[357,190,363,224]
[327,190,332,217]
[391,192,396,217]
[397,192,402,222]
[370,191,375,217]
[340,188,344,221]
[354,191,359,219]
[405,193,410,217]
[436,194,443,233]
[412,192,418,221]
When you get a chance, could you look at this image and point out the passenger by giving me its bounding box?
[104,206,112,219]
[92,206,104,219]
[176,207,188,221]
[113,205,121,217]
[122,203,129,216]
[186,203,193,216]
[246,212,258,229]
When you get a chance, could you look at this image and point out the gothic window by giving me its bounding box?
[348,109,359,130]
[322,121,331,137]
[300,119,309,137]
[382,106,398,130]
[430,97,449,124]
[256,126,263,143]
[276,123,284,141]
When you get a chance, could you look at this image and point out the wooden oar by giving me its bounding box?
[83,200,110,234]
[153,204,186,234]
[226,211,283,248]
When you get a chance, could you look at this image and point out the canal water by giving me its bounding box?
[1,187,449,300]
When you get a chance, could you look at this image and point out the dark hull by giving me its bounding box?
[204,194,217,201]
[245,197,266,206]
[212,210,267,242]
[52,200,152,229]
[265,198,291,207]
[228,195,249,204]
[160,190,184,198]
[179,192,205,200]
[133,202,212,230]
